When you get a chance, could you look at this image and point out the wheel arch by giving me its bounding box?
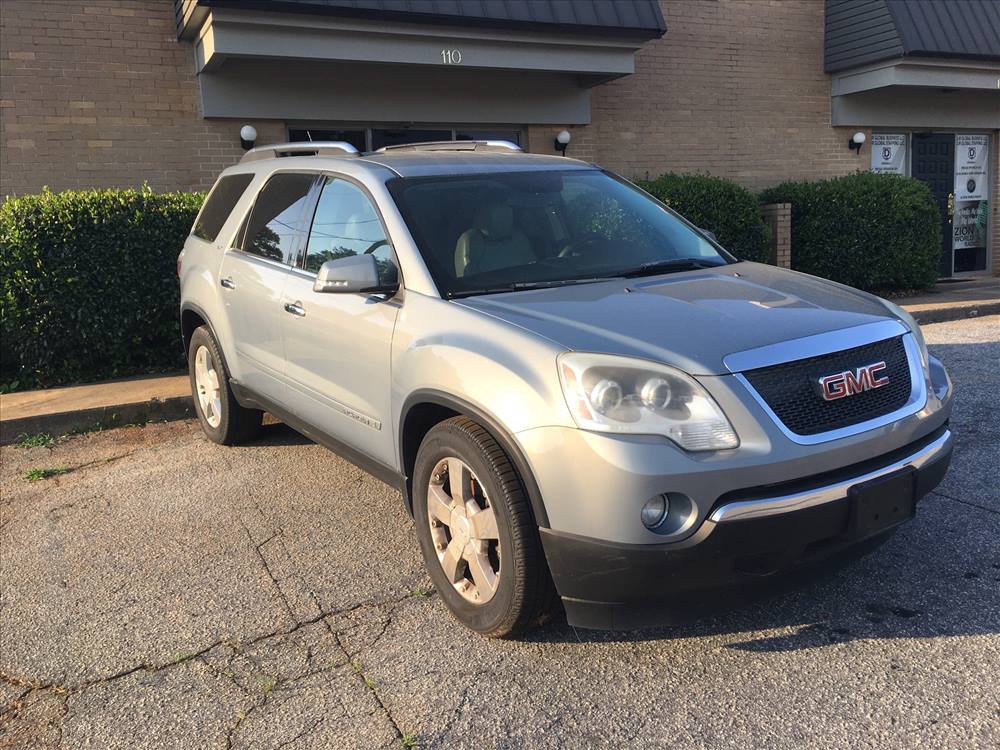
[399,390,550,529]
[180,302,242,401]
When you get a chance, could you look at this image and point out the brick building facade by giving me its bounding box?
[1,0,997,275]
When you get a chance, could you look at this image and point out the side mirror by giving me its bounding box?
[699,228,718,244]
[313,254,399,295]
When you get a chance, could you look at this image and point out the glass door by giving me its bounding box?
[911,133,955,278]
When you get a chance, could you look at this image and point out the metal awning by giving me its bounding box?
[175,1,665,124]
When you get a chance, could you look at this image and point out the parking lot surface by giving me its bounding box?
[2,316,998,749]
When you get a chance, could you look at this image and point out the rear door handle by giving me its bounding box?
[284,301,306,317]
[220,277,236,290]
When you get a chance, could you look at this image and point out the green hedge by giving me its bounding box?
[760,172,940,292]
[635,173,771,262]
[1,187,204,391]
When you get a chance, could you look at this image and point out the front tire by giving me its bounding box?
[413,417,553,637]
[188,325,262,445]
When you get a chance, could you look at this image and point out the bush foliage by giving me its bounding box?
[635,173,771,263]
[1,187,204,390]
[760,172,940,292]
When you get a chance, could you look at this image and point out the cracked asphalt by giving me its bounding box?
[2,316,999,749]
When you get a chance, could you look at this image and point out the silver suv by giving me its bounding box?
[179,141,953,636]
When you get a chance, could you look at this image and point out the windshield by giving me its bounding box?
[387,169,731,298]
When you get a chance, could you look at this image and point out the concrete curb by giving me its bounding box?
[0,395,195,444]
[903,302,1000,326]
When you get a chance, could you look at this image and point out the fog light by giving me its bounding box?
[641,494,670,530]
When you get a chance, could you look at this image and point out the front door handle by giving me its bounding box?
[220,277,236,290]
[284,301,306,317]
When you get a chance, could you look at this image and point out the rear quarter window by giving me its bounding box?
[193,173,254,242]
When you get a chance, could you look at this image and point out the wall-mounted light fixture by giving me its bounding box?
[554,129,571,156]
[240,125,257,151]
[848,131,866,154]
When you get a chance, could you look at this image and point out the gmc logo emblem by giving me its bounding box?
[817,362,889,401]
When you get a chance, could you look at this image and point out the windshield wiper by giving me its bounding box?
[617,258,725,279]
[447,277,613,299]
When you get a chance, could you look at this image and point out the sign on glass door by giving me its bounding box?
[953,135,990,271]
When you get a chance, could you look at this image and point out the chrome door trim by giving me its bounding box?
[710,429,952,523]
[722,319,908,373]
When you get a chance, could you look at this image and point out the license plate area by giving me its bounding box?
[848,467,916,539]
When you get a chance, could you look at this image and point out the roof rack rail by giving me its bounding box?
[374,140,522,154]
[240,141,360,163]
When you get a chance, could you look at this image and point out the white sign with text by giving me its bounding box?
[954,134,989,201]
[871,134,906,175]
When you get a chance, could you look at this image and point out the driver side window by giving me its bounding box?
[304,177,391,274]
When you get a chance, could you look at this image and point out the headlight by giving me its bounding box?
[558,352,738,451]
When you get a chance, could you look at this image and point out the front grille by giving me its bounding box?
[742,336,912,436]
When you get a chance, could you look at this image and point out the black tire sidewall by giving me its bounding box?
[413,424,523,634]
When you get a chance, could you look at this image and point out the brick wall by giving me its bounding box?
[584,0,867,190]
[760,203,792,268]
[0,0,282,196]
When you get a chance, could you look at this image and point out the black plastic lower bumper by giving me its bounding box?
[540,429,953,630]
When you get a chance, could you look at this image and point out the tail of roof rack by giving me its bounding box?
[374,140,522,154]
[240,141,360,163]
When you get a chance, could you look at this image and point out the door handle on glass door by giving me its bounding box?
[947,193,954,220]
[284,301,306,317]
[220,277,236,289]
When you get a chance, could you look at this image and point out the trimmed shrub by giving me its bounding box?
[635,173,771,262]
[1,187,204,390]
[760,172,940,293]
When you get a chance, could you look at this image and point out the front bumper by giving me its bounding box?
[540,426,953,630]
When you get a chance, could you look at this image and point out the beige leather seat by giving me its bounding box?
[454,203,534,277]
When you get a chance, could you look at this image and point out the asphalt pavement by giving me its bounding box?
[2,316,998,749]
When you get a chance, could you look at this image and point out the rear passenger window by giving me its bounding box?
[193,173,253,242]
[304,177,390,274]
[241,173,316,264]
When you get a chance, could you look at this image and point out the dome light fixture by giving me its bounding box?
[240,124,257,151]
[554,129,571,156]
[848,131,866,154]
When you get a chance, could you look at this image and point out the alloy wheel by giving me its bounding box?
[426,457,502,604]
[194,345,223,428]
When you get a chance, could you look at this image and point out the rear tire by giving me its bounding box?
[413,416,554,637]
[188,325,262,445]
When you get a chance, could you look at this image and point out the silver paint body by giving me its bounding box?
[180,151,953,546]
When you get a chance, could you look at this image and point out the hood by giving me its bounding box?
[454,262,897,375]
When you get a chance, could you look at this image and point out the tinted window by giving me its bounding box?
[371,128,451,150]
[288,128,365,152]
[388,170,728,297]
[193,173,253,242]
[305,177,392,277]
[241,173,316,264]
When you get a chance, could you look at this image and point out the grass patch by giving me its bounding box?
[407,588,430,598]
[14,433,56,449]
[351,658,377,689]
[256,675,277,694]
[401,733,419,748]
[24,466,69,482]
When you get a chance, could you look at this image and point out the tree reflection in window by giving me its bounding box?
[243,173,315,264]
[306,178,393,280]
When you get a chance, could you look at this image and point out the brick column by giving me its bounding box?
[760,203,792,268]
